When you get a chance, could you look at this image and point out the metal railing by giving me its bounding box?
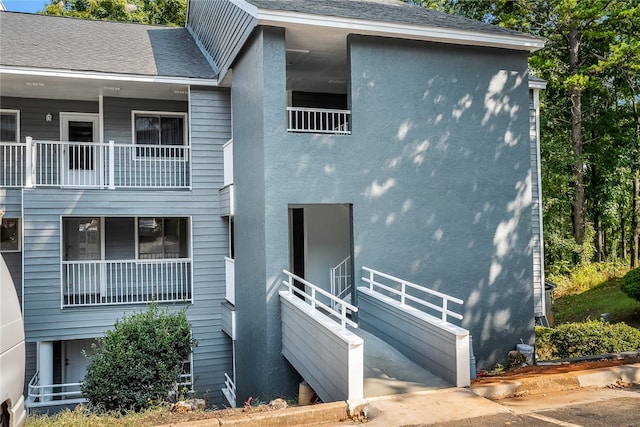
[282,269,357,330]
[222,373,237,408]
[62,258,192,307]
[26,371,86,408]
[361,266,464,324]
[330,256,351,311]
[2,138,191,189]
[0,142,25,187]
[286,107,351,134]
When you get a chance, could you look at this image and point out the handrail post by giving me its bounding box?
[368,269,374,291]
[400,281,406,305]
[25,136,34,188]
[108,140,115,189]
[442,298,448,323]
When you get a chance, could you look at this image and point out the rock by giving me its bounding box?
[170,401,192,414]
[268,398,288,410]
[170,398,206,413]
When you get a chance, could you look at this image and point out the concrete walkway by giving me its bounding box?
[354,327,451,397]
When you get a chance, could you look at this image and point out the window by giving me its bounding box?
[0,110,19,143]
[139,217,188,259]
[0,218,20,252]
[133,111,186,157]
[62,217,189,260]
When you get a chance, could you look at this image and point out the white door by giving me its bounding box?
[64,339,96,389]
[61,113,100,186]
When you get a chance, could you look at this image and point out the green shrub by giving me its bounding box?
[620,267,640,302]
[534,326,556,361]
[81,304,195,412]
[536,320,640,360]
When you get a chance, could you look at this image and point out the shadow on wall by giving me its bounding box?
[276,59,533,367]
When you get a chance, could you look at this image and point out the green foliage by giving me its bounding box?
[620,267,640,302]
[547,261,627,297]
[536,320,640,360]
[42,0,187,26]
[81,304,194,412]
[406,0,640,273]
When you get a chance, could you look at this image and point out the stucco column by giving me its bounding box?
[38,341,53,402]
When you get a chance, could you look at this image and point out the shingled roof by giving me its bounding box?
[244,0,542,42]
[0,12,216,80]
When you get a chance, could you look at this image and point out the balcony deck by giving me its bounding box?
[1,139,191,189]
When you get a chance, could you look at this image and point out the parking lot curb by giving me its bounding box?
[470,363,640,400]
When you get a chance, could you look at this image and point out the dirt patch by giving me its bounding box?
[472,356,640,385]
[139,399,300,426]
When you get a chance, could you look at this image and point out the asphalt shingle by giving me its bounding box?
[0,12,216,79]
[244,0,542,41]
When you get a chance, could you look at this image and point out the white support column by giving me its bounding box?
[39,341,54,402]
[108,140,115,189]
[25,136,34,188]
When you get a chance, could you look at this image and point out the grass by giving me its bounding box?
[26,405,169,427]
[554,277,640,329]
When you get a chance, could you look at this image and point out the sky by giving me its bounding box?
[2,0,49,13]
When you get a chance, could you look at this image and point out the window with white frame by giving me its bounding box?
[133,111,187,158]
[0,218,20,252]
[0,110,20,143]
[62,217,189,260]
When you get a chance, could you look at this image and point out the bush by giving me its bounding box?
[81,304,195,412]
[620,267,640,302]
[536,320,640,360]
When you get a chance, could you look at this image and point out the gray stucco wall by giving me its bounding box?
[232,27,534,400]
[232,26,301,403]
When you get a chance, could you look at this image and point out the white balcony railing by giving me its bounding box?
[286,107,351,135]
[26,371,87,409]
[62,258,192,307]
[0,138,191,189]
[0,142,25,187]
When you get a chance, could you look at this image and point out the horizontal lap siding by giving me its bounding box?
[18,88,232,404]
[186,88,232,403]
[529,92,543,316]
[187,0,256,79]
[357,288,468,387]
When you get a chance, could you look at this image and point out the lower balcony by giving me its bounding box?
[27,371,86,409]
[62,259,192,307]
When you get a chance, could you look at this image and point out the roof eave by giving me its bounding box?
[254,9,544,53]
[0,65,219,86]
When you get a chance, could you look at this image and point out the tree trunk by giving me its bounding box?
[633,174,639,268]
[594,212,604,262]
[622,215,627,262]
[568,28,585,245]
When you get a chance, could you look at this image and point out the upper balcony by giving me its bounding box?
[1,138,190,189]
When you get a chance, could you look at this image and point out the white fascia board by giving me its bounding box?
[250,8,544,52]
[528,79,548,90]
[0,66,219,86]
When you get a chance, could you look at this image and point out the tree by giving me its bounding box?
[42,0,187,27]
[406,0,640,269]
[81,304,194,411]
